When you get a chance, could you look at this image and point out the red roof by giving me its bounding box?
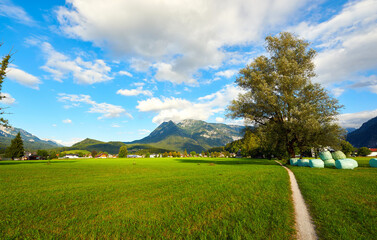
[370,148,377,152]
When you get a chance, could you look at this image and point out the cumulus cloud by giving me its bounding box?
[56,0,305,85]
[215,117,224,123]
[30,41,113,84]
[118,71,133,77]
[338,109,377,128]
[0,93,15,105]
[6,66,41,89]
[291,0,377,88]
[137,84,243,123]
[58,93,132,119]
[215,69,238,78]
[0,0,35,25]
[53,137,84,147]
[116,87,152,97]
[62,119,72,124]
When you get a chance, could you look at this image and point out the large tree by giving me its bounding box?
[118,145,128,158]
[6,132,24,160]
[228,32,344,158]
[0,44,11,127]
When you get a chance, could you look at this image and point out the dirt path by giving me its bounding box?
[275,161,318,240]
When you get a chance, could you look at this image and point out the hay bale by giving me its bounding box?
[332,151,346,160]
[335,159,357,169]
[343,158,358,168]
[323,159,336,168]
[297,159,310,167]
[319,151,333,161]
[370,158,377,168]
[290,158,299,166]
[309,159,324,168]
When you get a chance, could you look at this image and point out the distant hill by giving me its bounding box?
[347,116,377,148]
[67,138,126,154]
[0,126,62,151]
[128,119,244,152]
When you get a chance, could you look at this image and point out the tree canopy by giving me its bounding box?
[228,32,344,158]
[0,44,11,127]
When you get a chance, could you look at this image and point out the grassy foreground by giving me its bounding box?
[290,165,377,239]
[0,158,294,239]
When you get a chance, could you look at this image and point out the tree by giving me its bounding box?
[118,145,128,158]
[228,32,344,159]
[340,140,354,156]
[0,44,11,127]
[190,151,196,157]
[37,149,48,159]
[91,150,97,158]
[184,149,188,157]
[357,147,371,156]
[145,152,150,158]
[6,132,24,160]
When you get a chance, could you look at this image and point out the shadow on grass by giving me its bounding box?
[175,158,278,166]
[0,160,77,165]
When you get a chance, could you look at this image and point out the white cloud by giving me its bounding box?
[0,0,35,25]
[291,0,377,88]
[32,41,113,84]
[138,129,151,135]
[137,84,243,123]
[118,71,133,77]
[338,109,377,128]
[116,87,152,97]
[53,137,84,147]
[52,124,57,127]
[215,69,238,78]
[56,0,306,85]
[0,93,15,105]
[6,66,41,89]
[111,123,120,128]
[215,117,224,123]
[58,93,132,119]
[63,119,72,124]
[332,88,345,97]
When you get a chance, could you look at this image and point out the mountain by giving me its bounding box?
[128,119,244,152]
[345,128,356,133]
[0,126,62,150]
[347,116,377,148]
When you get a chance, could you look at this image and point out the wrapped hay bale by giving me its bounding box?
[309,159,324,168]
[297,159,310,167]
[290,158,299,166]
[335,159,357,169]
[370,158,377,168]
[332,151,346,160]
[319,151,333,161]
[323,159,336,168]
[343,158,358,168]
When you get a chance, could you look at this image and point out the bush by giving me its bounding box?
[357,147,371,156]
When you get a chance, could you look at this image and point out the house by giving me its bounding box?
[64,154,79,159]
[368,148,377,157]
[127,155,142,158]
[97,153,108,158]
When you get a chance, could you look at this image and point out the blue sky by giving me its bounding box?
[0,0,377,146]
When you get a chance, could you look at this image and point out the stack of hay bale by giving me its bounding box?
[319,151,335,167]
[331,150,358,169]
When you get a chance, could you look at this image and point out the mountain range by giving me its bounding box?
[128,119,244,152]
[347,116,377,148]
[0,126,62,151]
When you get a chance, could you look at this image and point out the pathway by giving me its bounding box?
[275,161,318,240]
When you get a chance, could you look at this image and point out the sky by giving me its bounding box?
[0,0,377,146]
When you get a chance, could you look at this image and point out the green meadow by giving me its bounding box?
[289,160,377,239]
[0,158,294,239]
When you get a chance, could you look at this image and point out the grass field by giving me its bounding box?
[289,164,377,239]
[0,158,294,239]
